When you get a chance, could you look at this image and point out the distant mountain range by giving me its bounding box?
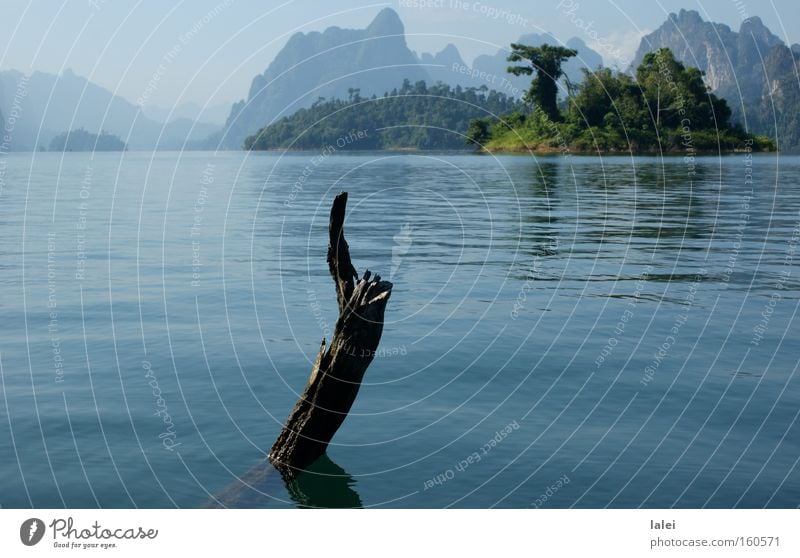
[0,69,221,151]
[215,7,605,148]
[220,6,800,151]
[631,9,800,149]
[2,7,796,152]
[142,101,231,127]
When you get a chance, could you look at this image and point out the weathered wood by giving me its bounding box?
[268,192,392,476]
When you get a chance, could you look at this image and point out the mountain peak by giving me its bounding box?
[225,5,427,147]
[440,43,460,56]
[367,7,404,36]
[61,68,81,80]
[671,9,704,24]
[566,37,588,49]
[741,15,765,27]
[740,15,782,47]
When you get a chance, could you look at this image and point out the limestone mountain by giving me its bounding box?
[219,7,429,148]
[216,8,608,148]
[417,43,473,88]
[632,9,800,149]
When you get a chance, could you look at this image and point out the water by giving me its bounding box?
[0,150,798,508]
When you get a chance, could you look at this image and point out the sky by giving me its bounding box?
[0,0,797,111]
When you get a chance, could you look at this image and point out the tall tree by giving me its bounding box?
[507,43,577,121]
[635,48,730,131]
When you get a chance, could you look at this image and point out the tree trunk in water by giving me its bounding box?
[268,192,392,477]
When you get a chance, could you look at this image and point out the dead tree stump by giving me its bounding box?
[268,192,392,476]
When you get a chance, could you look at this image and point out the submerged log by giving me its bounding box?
[268,192,392,476]
[205,454,361,508]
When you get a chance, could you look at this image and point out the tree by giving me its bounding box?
[635,48,733,133]
[465,118,491,147]
[635,48,685,129]
[470,47,771,152]
[507,43,577,121]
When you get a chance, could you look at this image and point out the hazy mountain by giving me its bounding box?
[472,34,604,97]
[217,8,609,148]
[416,43,474,88]
[632,10,781,98]
[0,69,221,151]
[631,9,800,149]
[143,101,232,126]
[219,7,429,148]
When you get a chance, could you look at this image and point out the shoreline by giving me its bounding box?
[3,147,786,155]
[477,146,775,156]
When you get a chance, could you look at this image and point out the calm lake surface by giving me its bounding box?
[1,150,798,508]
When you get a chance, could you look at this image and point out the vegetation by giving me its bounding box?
[244,80,523,150]
[49,128,126,152]
[507,43,577,121]
[468,47,774,153]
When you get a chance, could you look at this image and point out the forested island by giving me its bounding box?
[467,46,773,153]
[244,82,522,150]
[245,44,772,154]
[49,128,127,152]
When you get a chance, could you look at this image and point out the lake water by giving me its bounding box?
[0,150,798,508]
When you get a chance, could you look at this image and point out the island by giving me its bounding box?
[244,82,521,151]
[48,128,127,152]
[467,46,774,153]
[244,44,773,154]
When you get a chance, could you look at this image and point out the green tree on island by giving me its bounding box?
[633,48,732,132]
[506,43,577,121]
[469,46,773,153]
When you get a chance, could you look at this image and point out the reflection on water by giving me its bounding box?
[206,454,360,509]
[286,454,362,509]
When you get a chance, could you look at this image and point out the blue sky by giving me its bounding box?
[0,0,797,109]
